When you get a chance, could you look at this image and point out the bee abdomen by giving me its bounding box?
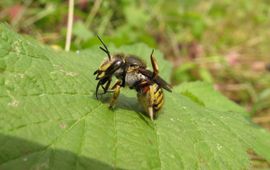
[136,81,164,119]
[152,84,164,112]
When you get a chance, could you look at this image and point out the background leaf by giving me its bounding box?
[174,81,247,115]
[73,21,93,41]
[0,23,270,170]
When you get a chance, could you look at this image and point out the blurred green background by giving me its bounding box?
[1,0,269,134]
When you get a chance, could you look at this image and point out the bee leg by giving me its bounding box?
[109,80,122,109]
[148,106,154,121]
[101,79,111,94]
[97,82,114,96]
[150,49,159,79]
[95,81,102,99]
[96,78,112,99]
[138,84,155,121]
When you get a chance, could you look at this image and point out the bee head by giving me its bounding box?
[94,35,124,79]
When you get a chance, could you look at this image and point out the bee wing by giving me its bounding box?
[138,68,172,92]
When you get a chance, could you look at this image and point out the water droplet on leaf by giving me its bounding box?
[217,143,223,150]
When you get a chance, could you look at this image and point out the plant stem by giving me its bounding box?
[65,0,74,51]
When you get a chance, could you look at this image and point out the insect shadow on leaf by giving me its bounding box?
[90,92,153,126]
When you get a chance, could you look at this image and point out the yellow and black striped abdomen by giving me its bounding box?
[137,82,164,120]
[152,83,164,112]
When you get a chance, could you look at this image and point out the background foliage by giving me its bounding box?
[0,0,270,169]
[1,0,269,120]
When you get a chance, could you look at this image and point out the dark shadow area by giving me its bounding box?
[91,91,144,113]
[92,92,142,113]
[0,134,126,170]
[91,92,154,126]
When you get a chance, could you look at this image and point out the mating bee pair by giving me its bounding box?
[94,36,172,120]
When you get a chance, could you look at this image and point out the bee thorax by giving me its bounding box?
[125,72,147,88]
[114,68,124,79]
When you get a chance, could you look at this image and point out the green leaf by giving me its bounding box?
[174,81,247,115]
[124,4,150,28]
[198,68,213,83]
[73,21,93,41]
[172,62,197,83]
[0,23,270,170]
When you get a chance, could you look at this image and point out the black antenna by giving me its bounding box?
[97,35,111,60]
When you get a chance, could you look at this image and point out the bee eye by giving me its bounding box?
[104,60,123,76]
[115,60,122,67]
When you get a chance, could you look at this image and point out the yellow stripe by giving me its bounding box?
[97,72,105,79]
[155,92,163,104]
[100,61,112,71]
[153,84,159,93]
[154,88,162,98]
[149,84,155,105]
[155,99,164,111]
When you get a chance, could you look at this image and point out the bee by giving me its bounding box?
[94,36,172,120]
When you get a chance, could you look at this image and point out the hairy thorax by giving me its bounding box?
[125,71,147,89]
